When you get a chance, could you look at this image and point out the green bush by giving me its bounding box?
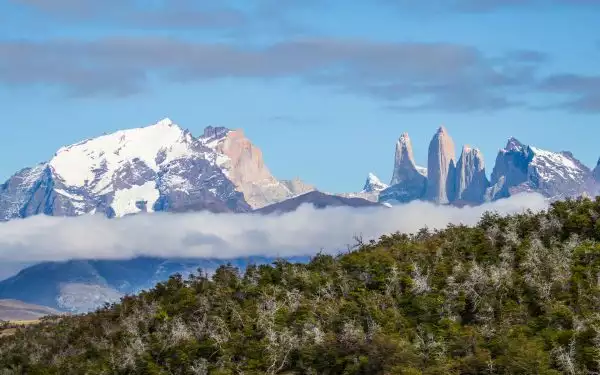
[2,197,600,374]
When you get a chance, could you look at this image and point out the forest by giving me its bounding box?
[2,197,600,374]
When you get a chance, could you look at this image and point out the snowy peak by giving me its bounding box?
[362,173,388,193]
[1,117,308,220]
[49,118,196,192]
[528,146,589,183]
[488,139,592,201]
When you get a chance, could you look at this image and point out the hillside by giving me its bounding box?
[255,191,381,214]
[0,257,309,313]
[0,300,58,322]
[2,197,600,374]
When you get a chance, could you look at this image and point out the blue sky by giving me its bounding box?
[0,0,598,192]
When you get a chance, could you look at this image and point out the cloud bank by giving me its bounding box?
[0,38,546,110]
[0,193,548,263]
[0,36,596,111]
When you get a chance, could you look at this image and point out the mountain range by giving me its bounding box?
[376,126,599,206]
[1,119,598,221]
[0,119,317,221]
[1,119,599,313]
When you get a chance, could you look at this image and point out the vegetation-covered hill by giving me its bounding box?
[3,198,600,374]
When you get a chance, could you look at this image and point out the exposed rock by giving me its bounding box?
[424,126,456,204]
[380,133,427,204]
[280,178,316,197]
[594,158,600,182]
[455,145,489,204]
[486,138,531,200]
[487,137,593,201]
[202,129,305,209]
[391,134,426,184]
[0,118,300,220]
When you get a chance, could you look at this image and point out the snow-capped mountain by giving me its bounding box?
[337,173,389,202]
[1,120,598,221]
[0,118,313,220]
[368,128,597,206]
[363,173,389,193]
[487,138,594,201]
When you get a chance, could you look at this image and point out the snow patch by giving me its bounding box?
[416,166,428,177]
[529,146,584,182]
[111,181,160,218]
[49,119,195,190]
[54,188,84,201]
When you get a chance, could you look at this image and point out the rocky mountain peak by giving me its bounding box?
[154,117,175,127]
[594,158,600,182]
[487,139,593,201]
[391,132,424,185]
[425,126,457,204]
[200,128,305,208]
[379,132,427,204]
[505,137,524,152]
[201,126,230,144]
[455,145,488,204]
[0,117,312,220]
[363,173,388,193]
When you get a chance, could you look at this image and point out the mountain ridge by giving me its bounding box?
[0,119,598,222]
[0,118,316,221]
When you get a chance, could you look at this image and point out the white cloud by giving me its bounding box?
[0,193,548,263]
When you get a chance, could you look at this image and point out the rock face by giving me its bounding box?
[424,126,456,204]
[487,138,593,201]
[594,158,600,182]
[380,133,427,204]
[390,133,427,186]
[280,178,316,197]
[0,118,313,220]
[202,128,305,208]
[455,145,489,205]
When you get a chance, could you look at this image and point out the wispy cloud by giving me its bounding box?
[0,38,547,111]
[10,0,245,28]
[383,0,600,13]
[0,193,548,263]
[4,1,598,112]
[8,0,310,34]
[538,74,600,112]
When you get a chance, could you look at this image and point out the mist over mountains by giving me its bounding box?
[0,118,596,312]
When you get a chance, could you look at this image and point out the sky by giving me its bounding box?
[0,0,599,193]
